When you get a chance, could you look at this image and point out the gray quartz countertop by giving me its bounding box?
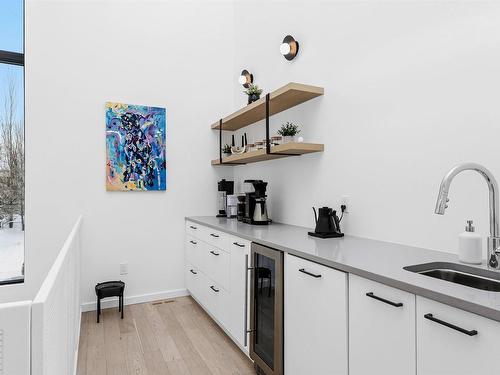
[186,216,500,322]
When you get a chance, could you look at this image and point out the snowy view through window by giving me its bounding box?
[0,0,24,284]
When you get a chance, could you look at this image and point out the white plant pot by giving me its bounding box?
[283,135,296,143]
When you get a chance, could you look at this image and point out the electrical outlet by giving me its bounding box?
[341,195,350,213]
[120,263,128,275]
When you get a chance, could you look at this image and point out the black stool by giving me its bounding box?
[95,281,125,323]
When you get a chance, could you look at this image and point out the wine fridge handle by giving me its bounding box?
[244,254,254,347]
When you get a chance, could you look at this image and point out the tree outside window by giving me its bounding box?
[0,0,24,284]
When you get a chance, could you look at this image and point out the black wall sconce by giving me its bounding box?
[280,35,299,61]
[238,69,254,88]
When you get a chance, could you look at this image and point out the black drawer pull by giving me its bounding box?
[189,240,197,245]
[366,292,403,307]
[210,250,220,256]
[210,285,220,293]
[189,225,197,230]
[233,242,245,247]
[298,268,322,278]
[190,269,197,275]
[210,233,219,238]
[424,313,478,336]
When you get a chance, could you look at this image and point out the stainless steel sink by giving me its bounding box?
[404,262,500,292]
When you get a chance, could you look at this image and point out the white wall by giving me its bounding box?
[231,0,500,256]
[14,0,234,305]
[4,0,499,304]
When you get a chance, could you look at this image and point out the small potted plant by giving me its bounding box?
[277,121,301,143]
[222,143,232,157]
[244,84,263,105]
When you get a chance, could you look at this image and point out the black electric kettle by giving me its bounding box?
[308,206,344,238]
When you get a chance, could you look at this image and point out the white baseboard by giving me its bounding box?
[81,288,189,312]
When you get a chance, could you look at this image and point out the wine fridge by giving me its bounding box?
[249,243,284,375]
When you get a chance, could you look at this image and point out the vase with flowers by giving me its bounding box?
[244,84,263,105]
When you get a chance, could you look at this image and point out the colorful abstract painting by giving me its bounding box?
[106,102,166,191]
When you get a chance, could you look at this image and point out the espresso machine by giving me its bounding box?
[217,179,234,217]
[243,180,270,225]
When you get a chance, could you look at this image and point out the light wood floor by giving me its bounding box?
[76,296,255,375]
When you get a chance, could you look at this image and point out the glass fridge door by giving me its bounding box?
[250,243,283,375]
[254,251,276,368]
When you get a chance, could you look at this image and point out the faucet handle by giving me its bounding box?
[488,237,500,270]
[489,253,499,268]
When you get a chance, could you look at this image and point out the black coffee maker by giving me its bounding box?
[243,180,270,225]
[308,206,344,238]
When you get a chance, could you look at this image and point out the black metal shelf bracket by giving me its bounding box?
[265,93,271,154]
[265,93,299,157]
[219,118,223,164]
[218,118,245,165]
[216,91,300,165]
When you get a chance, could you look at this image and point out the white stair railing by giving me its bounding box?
[31,216,82,375]
[0,300,31,375]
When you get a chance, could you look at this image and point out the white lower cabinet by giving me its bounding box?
[285,254,348,375]
[349,274,416,375]
[186,263,206,307]
[186,221,500,374]
[204,276,229,328]
[185,235,201,268]
[185,223,250,352]
[226,236,251,352]
[417,296,500,375]
[202,242,230,291]
[185,220,200,237]
[185,263,197,296]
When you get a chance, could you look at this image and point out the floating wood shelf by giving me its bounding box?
[211,142,324,165]
[211,82,324,131]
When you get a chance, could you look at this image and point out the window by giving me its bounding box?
[0,0,24,285]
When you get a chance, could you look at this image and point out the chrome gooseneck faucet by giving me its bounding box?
[434,162,500,269]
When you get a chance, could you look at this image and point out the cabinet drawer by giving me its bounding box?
[203,276,229,328]
[185,235,201,268]
[202,242,230,291]
[417,296,500,375]
[201,227,229,249]
[285,254,348,375]
[185,220,201,238]
[229,236,251,253]
[185,264,201,301]
[349,275,415,375]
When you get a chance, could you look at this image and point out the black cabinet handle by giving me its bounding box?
[189,240,197,245]
[366,292,403,307]
[424,313,478,336]
[233,242,245,247]
[210,233,219,238]
[210,250,220,256]
[299,268,322,278]
[210,285,220,293]
[190,269,197,275]
[189,225,197,230]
